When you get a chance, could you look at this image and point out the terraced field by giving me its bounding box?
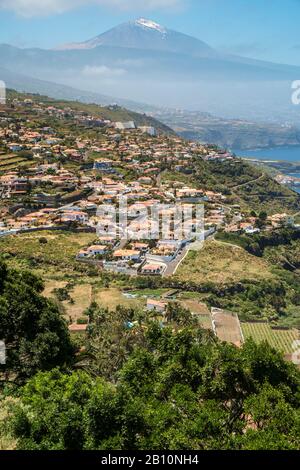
[197,314,213,330]
[0,153,28,171]
[241,322,299,354]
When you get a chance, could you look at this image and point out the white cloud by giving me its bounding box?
[0,0,80,16]
[0,0,183,17]
[82,65,126,77]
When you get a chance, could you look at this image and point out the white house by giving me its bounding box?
[113,249,141,262]
[141,263,166,276]
[87,245,108,256]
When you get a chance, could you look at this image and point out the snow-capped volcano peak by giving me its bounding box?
[134,18,167,34]
[55,18,216,58]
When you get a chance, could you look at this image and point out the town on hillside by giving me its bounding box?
[0,92,299,359]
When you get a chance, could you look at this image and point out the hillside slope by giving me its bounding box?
[6,89,174,135]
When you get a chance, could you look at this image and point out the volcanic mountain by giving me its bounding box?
[57,18,217,58]
[1,18,300,119]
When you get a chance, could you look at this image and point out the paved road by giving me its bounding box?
[116,238,128,250]
[162,246,189,278]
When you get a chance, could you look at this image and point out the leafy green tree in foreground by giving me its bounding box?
[0,261,74,383]
[1,266,300,450]
[6,318,300,450]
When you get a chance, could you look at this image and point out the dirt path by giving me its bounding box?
[213,238,243,250]
[231,174,264,190]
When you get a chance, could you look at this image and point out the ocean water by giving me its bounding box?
[234,146,300,163]
[234,146,300,194]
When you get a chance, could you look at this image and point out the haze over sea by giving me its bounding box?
[234,146,300,194]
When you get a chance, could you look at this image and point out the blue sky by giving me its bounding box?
[0,0,300,65]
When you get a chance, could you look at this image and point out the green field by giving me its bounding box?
[93,287,146,311]
[0,230,97,276]
[241,322,299,354]
[174,240,276,284]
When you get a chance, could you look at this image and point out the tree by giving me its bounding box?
[9,369,96,450]
[0,263,74,383]
[3,290,300,451]
[165,302,196,327]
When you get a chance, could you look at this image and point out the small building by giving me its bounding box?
[131,242,149,253]
[244,225,260,235]
[268,213,295,228]
[113,249,141,262]
[138,126,157,137]
[8,144,23,152]
[68,323,88,334]
[77,249,89,258]
[141,263,165,276]
[87,245,108,256]
[147,298,167,313]
[60,211,88,223]
[97,236,116,245]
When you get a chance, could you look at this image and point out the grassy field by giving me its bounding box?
[162,170,198,187]
[44,281,92,323]
[241,322,299,354]
[64,284,92,323]
[180,300,210,315]
[0,231,96,276]
[93,287,145,311]
[179,299,212,329]
[174,240,275,284]
[197,314,213,330]
[130,288,171,298]
[43,280,67,297]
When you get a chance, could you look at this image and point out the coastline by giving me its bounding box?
[233,146,300,194]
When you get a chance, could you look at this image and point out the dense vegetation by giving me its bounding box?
[0,261,74,383]
[208,160,300,213]
[1,263,300,450]
[215,228,300,259]
[163,157,300,214]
